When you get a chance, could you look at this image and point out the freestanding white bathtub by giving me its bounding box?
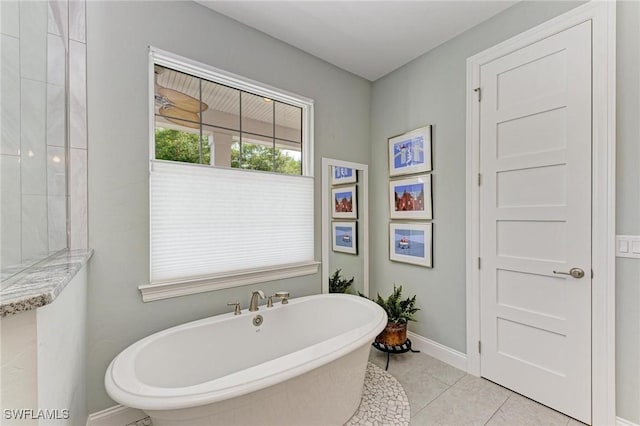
[105,293,387,426]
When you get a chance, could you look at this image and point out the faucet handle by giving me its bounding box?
[227,301,241,315]
[267,296,274,308]
[274,291,290,304]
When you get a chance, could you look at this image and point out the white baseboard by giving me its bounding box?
[617,416,640,426]
[407,331,468,372]
[86,404,146,426]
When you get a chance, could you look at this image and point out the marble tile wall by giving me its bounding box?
[68,0,88,249]
[1,19,22,273]
[44,0,69,257]
[0,0,87,279]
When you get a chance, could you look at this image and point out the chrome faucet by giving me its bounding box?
[267,291,290,307]
[227,301,241,315]
[249,290,265,312]
[274,291,290,304]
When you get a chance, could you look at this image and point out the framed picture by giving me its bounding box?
[331,166,357,185]
[389,174,432,220]
[332,222,357,254]
[332,185,357,219]
[389,222,433,268]
[388,125,432,176]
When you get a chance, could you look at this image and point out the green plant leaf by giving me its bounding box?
[373,284,420,324]
[328,269,354,293]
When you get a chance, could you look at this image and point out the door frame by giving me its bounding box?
[465,2,616,425]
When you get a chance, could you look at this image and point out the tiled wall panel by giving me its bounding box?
[21,195,48,261]
[70,148,87,249]
[1,0,88,276]
[68,5,88,249]
[69,40,87,150]
[1,1,20,38]
[46,83,66,147]
[19,0,47,82]
[1,34,20,155]
[69,0,85,43]
[20,79,47,196]
[0,155,22,269]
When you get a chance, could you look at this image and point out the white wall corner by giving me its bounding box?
[407,331,467,372]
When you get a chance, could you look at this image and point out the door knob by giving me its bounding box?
[553,268,585,279]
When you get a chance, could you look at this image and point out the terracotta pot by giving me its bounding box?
[375,322,407,346]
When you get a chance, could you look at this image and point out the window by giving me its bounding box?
[153,65,304,174]
[141,48,318,302]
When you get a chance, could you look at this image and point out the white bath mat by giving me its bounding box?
[345,361,411,426]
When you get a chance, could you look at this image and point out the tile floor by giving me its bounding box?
[368,348,586,426]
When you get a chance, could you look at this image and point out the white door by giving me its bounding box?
[479,21,592,423]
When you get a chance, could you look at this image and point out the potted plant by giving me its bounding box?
[373,285,419,346]
[329,269,355,293]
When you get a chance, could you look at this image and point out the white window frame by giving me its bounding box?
[147,47,314,176]
[140,47,318,302]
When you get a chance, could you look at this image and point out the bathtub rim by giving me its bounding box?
[105,293,387,410]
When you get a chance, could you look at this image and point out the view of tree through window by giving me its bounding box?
[155,129,301,173]
[155,128,211,164]
[153,64,303,175]
[231,143,301,174]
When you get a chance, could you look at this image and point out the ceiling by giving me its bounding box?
[196,1,518,81]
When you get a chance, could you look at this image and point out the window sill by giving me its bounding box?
[138,261,320,302]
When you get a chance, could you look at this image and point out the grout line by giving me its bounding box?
[410,404,427,420]
[450,372,467,387]
[18,75,54,84]
[407,372,452,418]
[0,33,19,40]
[408,372,461,419]
[483,393,511,425]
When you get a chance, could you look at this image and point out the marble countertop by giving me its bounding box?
[0,249,93,317]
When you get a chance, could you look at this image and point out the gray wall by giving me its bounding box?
[370,0,584,352]
[615,1,640,422]
[85,1,370,413]
[370,1,639,422]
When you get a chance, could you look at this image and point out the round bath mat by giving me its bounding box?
[345,362,410,426]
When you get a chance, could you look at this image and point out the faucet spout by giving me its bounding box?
[249,290,265,312]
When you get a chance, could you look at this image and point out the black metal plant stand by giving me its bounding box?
[372,338,420,370]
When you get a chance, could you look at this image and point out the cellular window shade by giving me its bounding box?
[150,161,314,284]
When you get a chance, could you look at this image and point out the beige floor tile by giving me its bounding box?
[369,347,392,370]
[409,375,511,426]
[408,353,467,386]
[369,347,579,426]
[369,348,453,416]
[369,348,465,386]
[396,367,451,416]
[485,393,571,426]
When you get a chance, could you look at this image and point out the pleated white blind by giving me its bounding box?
[150,161,314,284]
